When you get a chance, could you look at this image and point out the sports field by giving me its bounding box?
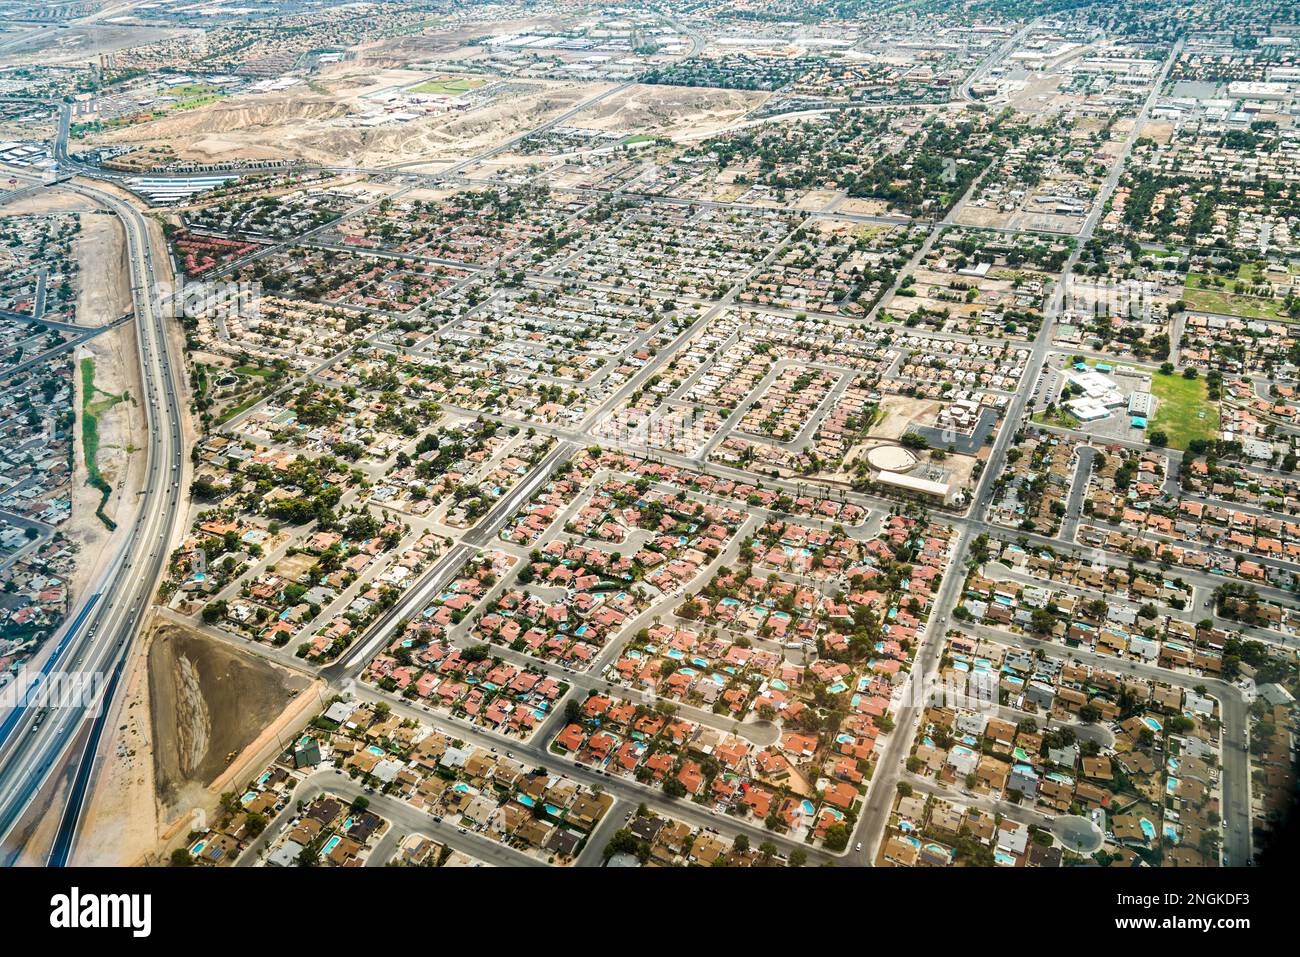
[1150,370,1218,449]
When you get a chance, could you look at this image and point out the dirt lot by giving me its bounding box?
[147,623,313,822]
[73,619,319,865]
[872,395,941,440]
[90,74,612,168]
[572,84,769,139]
[1,24,194,65]
[75,209,132,326]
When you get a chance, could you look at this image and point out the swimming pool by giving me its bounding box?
[1143,717,1163,733]
[323,835,341,855]
[1139,818,1157,841]
[923,842,950,862]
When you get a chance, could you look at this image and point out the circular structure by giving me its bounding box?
[865,444,919,473]
[1053,815,1104,855]
[739,719,781,748]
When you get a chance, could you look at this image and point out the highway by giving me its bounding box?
[957,20,1039,102]
[0,20,686,863]
[0,177,188,864]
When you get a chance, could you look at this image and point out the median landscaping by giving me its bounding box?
[80,357,127,530]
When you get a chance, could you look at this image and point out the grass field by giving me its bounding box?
[1150,370,1218,450]
[1184,271,1289,322]
[217,393,265,425]
[234,364,275,377]
[1032,408,1081,430]
[410,76,483,95]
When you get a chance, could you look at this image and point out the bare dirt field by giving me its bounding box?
[1144,120,1175,145]
[91,74,612,168]
[75,209,132,326]
[1,25,195,65]
[76,618,321,865]
[0,189,98,216]
[146,623,313,822]
[954,204,1012,229]
[837,197,895,217]
[872,395,941,440]
[797,190,840,211]
[570,84,769,139]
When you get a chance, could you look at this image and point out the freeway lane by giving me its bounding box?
[0,180,188,863]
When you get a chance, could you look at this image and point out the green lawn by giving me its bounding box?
[217,393,265,425]
[1150,371,1218,450]
[410,76,482,95]
[1032,408,1081,430]
[162,83,226,113]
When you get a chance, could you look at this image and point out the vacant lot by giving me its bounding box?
[148,623,312,819]
[1151,371,1218,450]
[1183,271,1289,322]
